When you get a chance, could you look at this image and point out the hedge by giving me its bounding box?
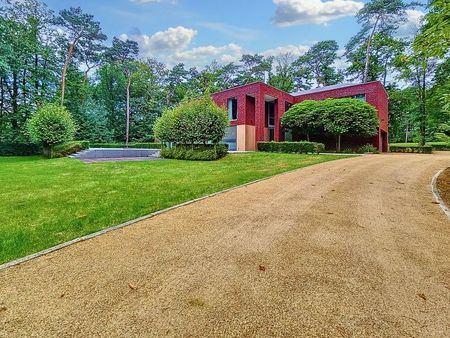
[389,144,432,154]
[51,141,90,158]
[160,144,228,161]
[257,141,325,154]
[0,143,41,156]
[90,142,162,149]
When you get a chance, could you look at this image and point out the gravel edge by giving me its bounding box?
[431,167,450,220]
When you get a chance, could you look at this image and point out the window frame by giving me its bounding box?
[227,98,238,121]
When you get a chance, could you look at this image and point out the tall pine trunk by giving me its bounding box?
[336,134,341,153]
[363,17,380,83]
[60,44,74,106]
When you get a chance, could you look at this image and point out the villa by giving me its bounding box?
[212,81,389,152]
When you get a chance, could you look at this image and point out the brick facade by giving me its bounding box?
[212,81,389,152]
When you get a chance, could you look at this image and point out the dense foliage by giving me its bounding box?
[27,103,77,155]
[0,0,448,149]
[257,141,325,154]
[154,96,228,146]
[389,144,433,153]
[160,145,229,161]
[282,99,379,152]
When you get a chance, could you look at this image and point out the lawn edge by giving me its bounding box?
[0,155,355,271]
[431,167,450,220]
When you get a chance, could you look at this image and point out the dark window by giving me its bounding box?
[228,98,238,120]
[265,101,275,128]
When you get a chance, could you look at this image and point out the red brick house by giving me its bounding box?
[212,81,389,152]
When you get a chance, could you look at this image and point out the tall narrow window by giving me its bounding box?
[228,98,238,120]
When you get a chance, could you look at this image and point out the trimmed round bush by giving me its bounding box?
[154,95,228,146]
[27,103,77,156]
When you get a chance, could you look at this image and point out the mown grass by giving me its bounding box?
[0,153,352,264]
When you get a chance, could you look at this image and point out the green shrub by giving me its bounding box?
[51,141,90,158]
[389,144,432,154]
[27,103,77,157]
[257,141,325,154]
[429,142,450,151]
[90,142,162,149]
[160,144,228,161]
[358,144,379,154]
[154,95,228,146]
[0,143,41,156]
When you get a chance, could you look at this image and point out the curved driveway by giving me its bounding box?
[1,153,449,337]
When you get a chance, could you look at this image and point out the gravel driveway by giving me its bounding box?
[1,153,449,337]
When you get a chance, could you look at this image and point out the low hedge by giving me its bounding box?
[90,142,162,149]
[160,144,228,161]
[51,141,90,158]
[0,143,41,156]
[257,141,325,154]
[389,144,432,154]
[390,142,450,151]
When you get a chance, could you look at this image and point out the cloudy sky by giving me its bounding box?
[45,0,424,67]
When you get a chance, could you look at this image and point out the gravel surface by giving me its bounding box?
[1,153,449,337]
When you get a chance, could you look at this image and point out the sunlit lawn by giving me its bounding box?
[0,152,352,264]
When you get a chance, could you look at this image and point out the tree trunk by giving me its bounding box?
[306,133,310,141]
[60,44,75,106]
[363,17,380,83]
[418,62,427,146]
[125,76,131,145]
[336,134,341,153]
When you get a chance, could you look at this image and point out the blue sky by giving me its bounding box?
[45,0,424,67]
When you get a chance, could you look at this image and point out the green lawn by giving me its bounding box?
[0,153,351,264]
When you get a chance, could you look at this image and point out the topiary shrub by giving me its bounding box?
[257,141,325,154]
[51,141,90,158]
[160,144,228,161]
[154,95,228,160]
[27,103,77,157]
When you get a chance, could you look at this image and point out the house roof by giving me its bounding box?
[292,81,385,96]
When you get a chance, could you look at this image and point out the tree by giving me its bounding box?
[387,86,418,142]
[106,37,139,144]
[238,54,273,84]
[322,99,379,152]
[395,51,437,145]
[349,0,417,83]
[414,0,450,58]
[56,7,106,105]
[346,33,406,85]
[154,95,228,146]
[281,100,323,140]
[75,97,113,143]
[293,41,343,88]
[27,103,76,156]
[269,53,295,92]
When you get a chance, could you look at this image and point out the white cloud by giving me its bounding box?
[121,26,197,57]
[396,9,425,37]
[170,43,243,64]
[273,0,364,26]
[261,44,310,57]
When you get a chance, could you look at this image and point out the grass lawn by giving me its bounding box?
[0,153,352,264]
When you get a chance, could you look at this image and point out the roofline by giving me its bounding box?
[293,81,388,97]
[211,80,388,98]
[211,81,294,97]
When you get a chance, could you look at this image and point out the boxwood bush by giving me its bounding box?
[257,141,325,154]
[160,144,228,161]
[389,144,432,154]
[90,142,162,149]
[51,141,90,158]
[0,143,41,156]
